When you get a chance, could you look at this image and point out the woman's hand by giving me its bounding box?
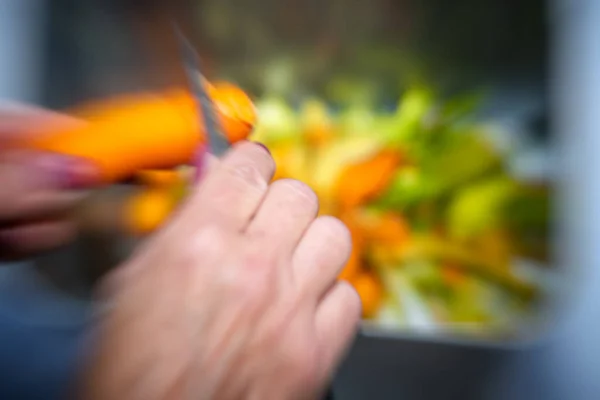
[85,141,361,400]
[0,104,98,260]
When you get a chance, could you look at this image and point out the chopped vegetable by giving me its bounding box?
[124,187,175,235]
[110,84,550,335]
[335,149,402,209]
[352,272,384,319]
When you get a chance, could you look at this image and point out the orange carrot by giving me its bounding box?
[335,150,402,209]
[135,169,185,187]
[358,211,410,246]
[124,187,175,235]
[18,82,256,184]
[338,236,363,282]
[441,264,465,286]
[352,272,384,319]
[338,212,366,281]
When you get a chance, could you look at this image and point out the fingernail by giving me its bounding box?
[65,159,100,188]
[253,142,271,155]
[29,153,98,189]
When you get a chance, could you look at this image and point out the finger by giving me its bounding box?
[0,220,78,260]
[0,149,94,193]
[292,216,352,296]
[0,190,89,224]
[0,151,97,221]
[245,179,319,259]
[315,281,361,381]
[0,102,83,143]
[179,141,274,232]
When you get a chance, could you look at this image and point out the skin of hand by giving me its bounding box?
[82,141,362,400]
[0,104,99,260]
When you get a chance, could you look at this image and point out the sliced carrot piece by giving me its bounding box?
[352,272,384,319]
[124,188,175,235]
[338,212,366,281]
[441,264,466,286]
[339,243,363,282]
[335,150,402,209]
[136,169,183,187]
[357,210,410,246]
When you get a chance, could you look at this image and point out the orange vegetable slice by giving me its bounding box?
[441,264,466,286]
[124,188,175,235]
[338,211,365,281]
[357,210,410,246]
[136,169,184,187]
[339,243,362,282]
[352,272,384,319]
[335,150,402,209]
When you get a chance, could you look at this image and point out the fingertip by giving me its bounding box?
[252,141,271,156]
[292,216,352,296]
[228,140,275,175]
[335,280,363,322]
[63,157,102,189]
[18,151,100,190]
[0,221,77,258]
[313,216,352,255]
[315,280,362,380]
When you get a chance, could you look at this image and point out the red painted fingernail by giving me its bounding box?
[62,158,100,189]
[29,153,99,189]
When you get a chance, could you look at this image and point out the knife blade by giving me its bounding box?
[173,24,230,157]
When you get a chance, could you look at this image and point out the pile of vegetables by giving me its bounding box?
[117,84,550,337]
[250,86,550,336]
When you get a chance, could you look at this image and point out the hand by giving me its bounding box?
[84,141,361,400]
[0,104,98,260]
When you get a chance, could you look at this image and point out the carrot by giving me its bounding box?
[124,187,175,235]
[338,212,366,282]
[335,150,402,209]
[135,169,185,187]
[441,264,465,286]
[338,236,363,282]
[357,211,410,246]
[18,82,256,184]
[352,272,384,319]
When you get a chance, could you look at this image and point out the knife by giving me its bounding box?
[173,24,230,158]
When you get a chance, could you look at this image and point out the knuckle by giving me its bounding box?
[179,225,229,265]
[224,141,275,184]
[276,179,319,209]
[313,216,352,254]
[225,162,269,193]
[232,141,275,164]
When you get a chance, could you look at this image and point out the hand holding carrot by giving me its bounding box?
[0,104,99,260]
[17,82,256,184]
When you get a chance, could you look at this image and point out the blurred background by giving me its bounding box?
[1,0,599,399]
